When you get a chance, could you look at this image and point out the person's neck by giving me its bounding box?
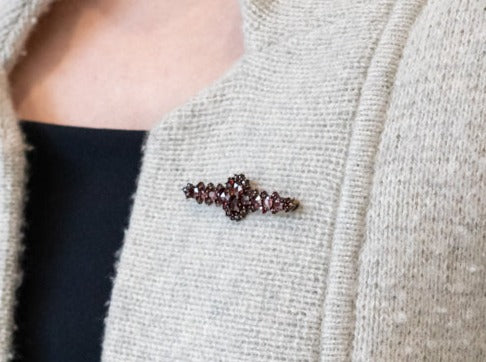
[80,0,240,41]
[9,0,244,130]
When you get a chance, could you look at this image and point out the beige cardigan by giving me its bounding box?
[0,0,485,360]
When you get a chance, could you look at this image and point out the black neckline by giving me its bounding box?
[19,119,149,133]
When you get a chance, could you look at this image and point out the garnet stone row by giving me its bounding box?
[182,174,299,221]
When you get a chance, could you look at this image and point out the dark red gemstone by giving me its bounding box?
[221,190,230,205]
[208,190,217,203]
[264,198,273,213]
[260,191,270,213]
[271,192,283,213]
[235,183,244,196]
[229,196,239,212]
[205,183,216,205]
[249,190,261,211]
[241,193,251,206]
[214,184,224,204]
[182,183,194,198]
[195,182,206,204]
[241,179,250,190]
[287,198,299,212]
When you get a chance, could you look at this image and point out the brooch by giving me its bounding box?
[182,174,299,221]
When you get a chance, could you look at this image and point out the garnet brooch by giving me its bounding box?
[182,174,299,221]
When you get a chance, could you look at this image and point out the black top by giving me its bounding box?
[13,120,147,362]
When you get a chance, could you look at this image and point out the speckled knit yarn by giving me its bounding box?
[353,1,486,360]
[0,0,485,361]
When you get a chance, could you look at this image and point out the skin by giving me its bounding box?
[8,0,244,130]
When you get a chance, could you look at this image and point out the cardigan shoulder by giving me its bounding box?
[355,0,486,359]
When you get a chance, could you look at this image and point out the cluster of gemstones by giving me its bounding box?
[182,174,299,221]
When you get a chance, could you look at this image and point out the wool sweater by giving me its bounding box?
[0,0,485,361]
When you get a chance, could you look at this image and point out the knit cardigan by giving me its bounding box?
[0,0,485,361]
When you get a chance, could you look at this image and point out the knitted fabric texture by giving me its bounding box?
[0,0,485,361]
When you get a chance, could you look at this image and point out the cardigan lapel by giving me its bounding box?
[99,1,407,360]
[0,0,51,353]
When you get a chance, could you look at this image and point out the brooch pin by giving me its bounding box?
[182,174,299,221]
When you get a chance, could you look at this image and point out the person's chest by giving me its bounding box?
[2,0,485,361]
[3,1,411,360]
